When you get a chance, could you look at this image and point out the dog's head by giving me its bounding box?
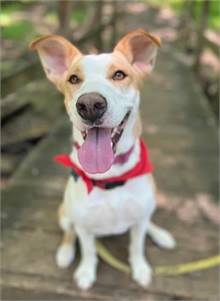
[30,29,160,174]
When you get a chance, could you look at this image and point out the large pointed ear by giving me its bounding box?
[114,29,161,75]
[30,35,82,86]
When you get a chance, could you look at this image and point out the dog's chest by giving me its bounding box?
[68,175,156,236]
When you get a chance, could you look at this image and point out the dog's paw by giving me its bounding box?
[56,243,75,268]
[131,260,152,288]
[74,263,96,290]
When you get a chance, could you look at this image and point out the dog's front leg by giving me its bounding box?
[74,226,98,290]
[129,220,152,288]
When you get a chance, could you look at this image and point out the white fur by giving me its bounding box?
[64,173,156,236]
[56,243,75,268]
[73,226,98,290]
[56,53,175,290]
[129,219,152,287]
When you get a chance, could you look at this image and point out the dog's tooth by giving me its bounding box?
[112,128,117,136]
[112,141,116,152]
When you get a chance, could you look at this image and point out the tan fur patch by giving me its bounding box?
[58,203,76,244]
[62,230,75,244]
[113,29,161,61]
[149,174,157,195]
[58,203,65,220]
[133,112,142,139]
[30,34,81,59]
[110,52,145,89]
[63,60,85,107]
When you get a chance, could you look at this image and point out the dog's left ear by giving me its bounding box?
[30,35,82,89]
[114,29,161,75]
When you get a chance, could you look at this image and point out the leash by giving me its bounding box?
[96,241,220,276]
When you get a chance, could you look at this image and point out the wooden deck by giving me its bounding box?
[1,7,219,301]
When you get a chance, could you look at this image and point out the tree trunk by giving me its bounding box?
[109,1,118,49]
[179,0,197,50]
[193,0,210,73]
[57,0,73,37]
[93,1,104,51]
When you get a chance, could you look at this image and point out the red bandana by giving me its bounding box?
[54,139,153,193]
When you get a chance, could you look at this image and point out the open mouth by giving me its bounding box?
[78,111,131,174]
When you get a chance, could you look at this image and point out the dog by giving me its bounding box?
[30,29,175,290]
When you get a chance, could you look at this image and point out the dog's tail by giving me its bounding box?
[148,222,176,249]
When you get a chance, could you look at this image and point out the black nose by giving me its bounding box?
[76,92,107,123]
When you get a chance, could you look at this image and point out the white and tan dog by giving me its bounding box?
[31,29,175,290]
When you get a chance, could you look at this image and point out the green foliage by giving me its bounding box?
[44,11,58,25]
[146,0,219,30]
[1,1,23,14]
[1,1,36,40]
[2,20,35,40]
[208,0,219,30]
[71,8,86,23]
[146,0,184,12]
[188,0,219,31]
[1,1,87,42]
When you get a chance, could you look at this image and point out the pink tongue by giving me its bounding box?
[78,128,114,174]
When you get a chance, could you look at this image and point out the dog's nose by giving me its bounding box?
[76,92,107,123]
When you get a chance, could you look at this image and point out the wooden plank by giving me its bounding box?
[1,62,43,98]
[1,220,219,300]
[2,183,61,231]
[2,286,79,301]
[151,150,218,198]
[143,126,218,154]
[1,154,19,176]
[1,80,63,146]
[9,117,71,190]
[1,273,175,301]
[141,50,216,128]
[1,80,59,119]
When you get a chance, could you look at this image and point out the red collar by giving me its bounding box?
[54,139,153,193]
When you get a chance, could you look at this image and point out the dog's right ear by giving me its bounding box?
[114,29,161,76]
[30,35,82,88]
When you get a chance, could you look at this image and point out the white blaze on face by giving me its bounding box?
[70,53,139,129]
[68,54,140,174]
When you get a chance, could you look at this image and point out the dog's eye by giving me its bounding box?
[68,74,81,84]
[112,70,127,81]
